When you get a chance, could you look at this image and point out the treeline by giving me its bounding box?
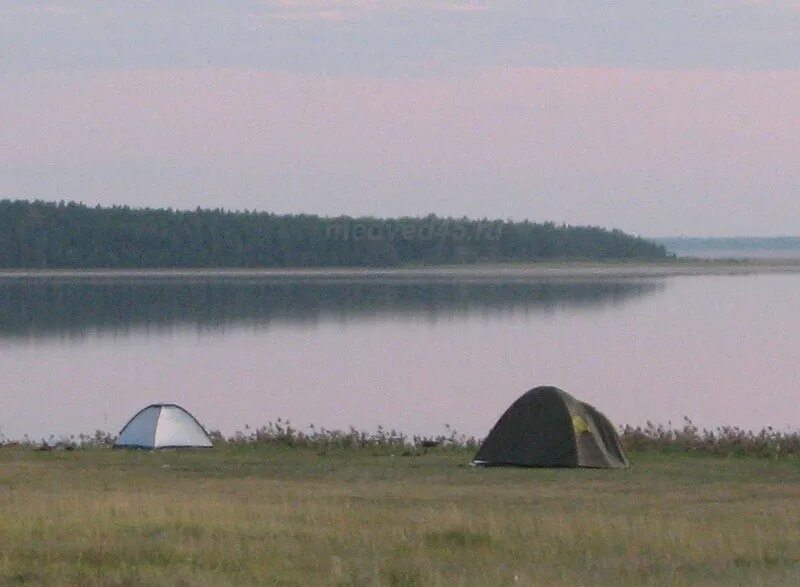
[0,200,670,268]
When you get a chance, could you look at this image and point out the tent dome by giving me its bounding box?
[474,386,629,469]
[114,404,212,449]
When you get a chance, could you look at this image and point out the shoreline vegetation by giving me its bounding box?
[1,199,668,268]
[4,419,800,459]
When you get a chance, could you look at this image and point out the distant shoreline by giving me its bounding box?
[3,259,800,281]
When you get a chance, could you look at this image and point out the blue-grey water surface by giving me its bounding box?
[1,273,798,441]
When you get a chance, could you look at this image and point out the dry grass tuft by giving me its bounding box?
[8,418,800,460]
[620,417,800,458]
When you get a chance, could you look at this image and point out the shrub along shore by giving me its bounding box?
[4,419,800,459]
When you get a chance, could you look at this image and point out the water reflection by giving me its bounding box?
[0,278,664,338]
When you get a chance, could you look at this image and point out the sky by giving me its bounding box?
[2,1,800,236]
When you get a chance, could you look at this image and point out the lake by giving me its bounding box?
[2,270,799,441]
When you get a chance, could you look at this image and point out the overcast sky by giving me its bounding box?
[2,1,800,236]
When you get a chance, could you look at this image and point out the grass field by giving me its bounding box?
[2,446,800,586]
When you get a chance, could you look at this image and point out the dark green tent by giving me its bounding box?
[473,386,629,469]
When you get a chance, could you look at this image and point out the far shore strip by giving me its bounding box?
[3,260,800,281]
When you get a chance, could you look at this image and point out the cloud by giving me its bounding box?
[256,0,408,21]
[2,1,800,73]
[437,5,489,13]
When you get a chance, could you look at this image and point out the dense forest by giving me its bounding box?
[0,200,670,268]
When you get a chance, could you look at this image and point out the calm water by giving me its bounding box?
[2,274,799,441]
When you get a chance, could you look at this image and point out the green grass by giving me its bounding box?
[2,446,800,586]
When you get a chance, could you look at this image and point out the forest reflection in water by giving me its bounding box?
[0,277,664,338]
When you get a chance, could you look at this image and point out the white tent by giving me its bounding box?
[114,404,213,449]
